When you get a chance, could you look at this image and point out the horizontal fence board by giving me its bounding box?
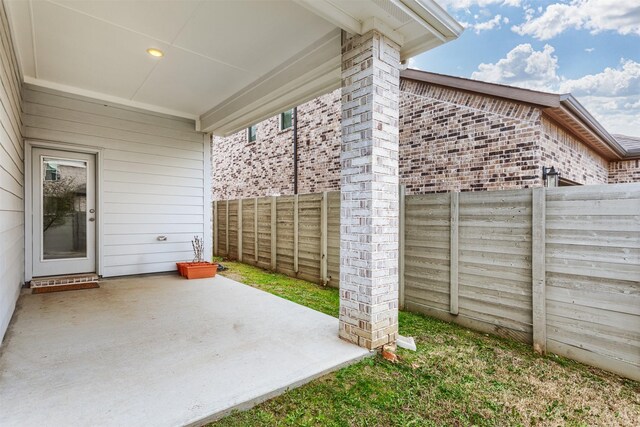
[405,301,532,344]
[547,340,639,382]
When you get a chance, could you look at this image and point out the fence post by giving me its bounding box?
[532,187,546,354]
[237,199,243,262]
[450,191,459,315]
[213,200,218,256]
[320,192,328,285]
[225,200,230,257]
[254,198,259,263]
[399,184,406,310]
[294,194,299,274]
[271,196,277,270]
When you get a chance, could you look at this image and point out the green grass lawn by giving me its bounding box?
[214,260,639,427]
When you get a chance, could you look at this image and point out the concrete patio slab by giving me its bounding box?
[0,274,370,426]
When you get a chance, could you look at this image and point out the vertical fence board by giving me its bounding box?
[254,198,258,263]
[238,199,243,262]
[241,199,255,264]
[294,194,299,273]
[256,197,272,269]
[320,192,328,285]
[213,200,218,256]
[297,193,322,283]
[276,196,295,275]
[225,200,229,257]
[228,200,238,259]
[532,187,546,354]
[271,196,277,270]
[450,192,459,315]
[326,191,341,288]
[399,185,406,309]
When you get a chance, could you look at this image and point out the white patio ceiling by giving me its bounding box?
[5,0,462,135]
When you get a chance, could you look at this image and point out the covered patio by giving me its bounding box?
[0,0,463,424]
[0,274,369,426]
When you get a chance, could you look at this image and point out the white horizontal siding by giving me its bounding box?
[23,84,208,277]
[0,1,24,342]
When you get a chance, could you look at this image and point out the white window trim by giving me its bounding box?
[247,125,257,142]
[279,109,293,131]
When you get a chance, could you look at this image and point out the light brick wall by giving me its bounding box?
[212,78,635,201]
[211,92,341,201]
[339,30,400,349]
[609,159,640,183]
[539,117,609,185]
[296,90,341,194]
[211,116,294,200]
[399,79,543,193]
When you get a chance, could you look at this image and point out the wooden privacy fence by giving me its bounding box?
[214,192,340,287]
[214,183,640,381]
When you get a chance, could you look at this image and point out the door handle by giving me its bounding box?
[89,218,95,222]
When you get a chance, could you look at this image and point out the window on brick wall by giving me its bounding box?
[279,109,293,131]
[247,124,257,142]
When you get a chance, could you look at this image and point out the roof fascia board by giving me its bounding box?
[559,94,628,158]
[400,69,561,107]
[403,0,464,38]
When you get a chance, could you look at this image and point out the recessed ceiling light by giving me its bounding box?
[146,48,164,58]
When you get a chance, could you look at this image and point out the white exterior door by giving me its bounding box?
[32,148,96,277]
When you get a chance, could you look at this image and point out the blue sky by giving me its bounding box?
[409,0,640,136]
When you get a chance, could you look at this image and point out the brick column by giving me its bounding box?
[339,30,401,350]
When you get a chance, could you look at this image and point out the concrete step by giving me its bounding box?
[30,273,99,289]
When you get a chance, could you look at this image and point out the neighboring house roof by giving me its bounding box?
[401,69,638,160]
[614,135,640,154]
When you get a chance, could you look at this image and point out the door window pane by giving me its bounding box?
[42,157,88,260]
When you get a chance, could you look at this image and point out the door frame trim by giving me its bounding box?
[25,139,104,281]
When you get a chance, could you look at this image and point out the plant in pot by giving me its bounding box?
[176,236,218,279]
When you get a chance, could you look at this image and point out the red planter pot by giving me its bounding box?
[183,262,217,279]
[176,262,189,277]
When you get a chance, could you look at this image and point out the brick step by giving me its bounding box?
[30,273,99,289]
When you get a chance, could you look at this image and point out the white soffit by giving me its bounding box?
[5,0,462,134]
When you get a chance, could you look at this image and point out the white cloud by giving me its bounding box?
[471,43,560,91]
[471,45,640,135]
[585,48,595,53]
[574,95,640,136]
[559,60,640,97]
[625,99,640,109]
[470,14,504,33]
[512,1,640,40]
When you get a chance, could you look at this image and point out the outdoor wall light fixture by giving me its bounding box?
[146,48,164,58]
[542,166,560,187]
